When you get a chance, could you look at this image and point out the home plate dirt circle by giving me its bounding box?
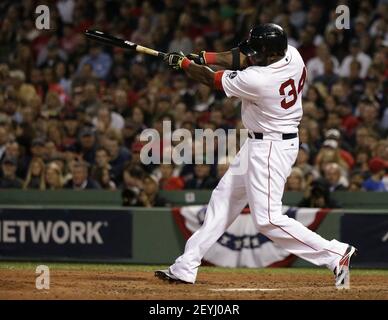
[209,288,284,292]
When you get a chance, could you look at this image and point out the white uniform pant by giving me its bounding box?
[170,137,348,283]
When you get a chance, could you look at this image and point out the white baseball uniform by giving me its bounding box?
[169,45,349,283]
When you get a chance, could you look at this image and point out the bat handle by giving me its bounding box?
[136,45,167,59]
[158,52,167,59]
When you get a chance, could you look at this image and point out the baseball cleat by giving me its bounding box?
[334,245,358,290]
[154,269,190,284]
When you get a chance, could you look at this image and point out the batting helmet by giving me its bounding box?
[239,23,288,65]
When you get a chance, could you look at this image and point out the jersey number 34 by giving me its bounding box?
[279,67,307,109]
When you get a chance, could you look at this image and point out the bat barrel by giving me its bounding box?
[85,30,166,59]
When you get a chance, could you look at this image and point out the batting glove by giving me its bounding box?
[164,51,187,70]
[186,51,206,65]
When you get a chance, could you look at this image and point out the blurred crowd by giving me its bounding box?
[0,0,387,207]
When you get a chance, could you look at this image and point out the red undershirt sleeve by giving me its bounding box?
[214,70,225,91]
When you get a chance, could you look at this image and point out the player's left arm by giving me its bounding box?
[187,49,247,70]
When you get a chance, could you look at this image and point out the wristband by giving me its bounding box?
[203,52,217,65]
[180,57,192,70]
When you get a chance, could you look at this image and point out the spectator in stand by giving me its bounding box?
[37,42,67,69]
[339,39,372,79]
[287,0,307,30]
[157,163,185,191]
[193,84,216,112]
[313,57,339,90]
[30,138,47,161]
[23,157,46,190]
[3,140,27,178]
[46,130,64,160]
[357,100,383,136]
[315,139,349,175]
[78,127,97,165]
[374,140,388,161]
[348,59,364,90]
[297,25,316,63]
[128,140,146,168]
[0,126,9,159]
[60,23,79,55]
[285,167,306,192]
[307,43,339,83]
[348,172,365,192]
[92,147,111,172]
[62,113,79,149]
[362,76,383,107]
[122,164,145,206]
[185,163,218,190]
[353,147,371,174]
[121,119,139,150]
[324,128,354,169]
[295,143,318,181]
[168,28,193,55]
[130,106,146,129]
[105,134,131,184]
[92,166,116,190]
[45,162,64,190]
[81,81,100,118]
[64,160,100,189]
[93,105,125,133]
[0,156,23,188]
[338,103,359,137]
[136,175,167,207]
[362,157,387,192]
[91,147,115,190]
[56,0,75,24]
[331,80,351,105]
[131,16,153,48]
[54,61,72,96]
[354,126,375,152]
[298,180,340,208]
[77,45,112,80]
[114,89,131,118]
[323,162,348,192]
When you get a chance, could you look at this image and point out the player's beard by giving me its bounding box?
[247,54,266,66]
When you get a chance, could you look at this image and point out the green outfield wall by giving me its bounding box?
[0,190,387,267]
[1,190,388,208]
[0,204,387,267]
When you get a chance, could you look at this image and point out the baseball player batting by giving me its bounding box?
[155,23,357,289]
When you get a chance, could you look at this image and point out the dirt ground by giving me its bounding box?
[0,267,387,300]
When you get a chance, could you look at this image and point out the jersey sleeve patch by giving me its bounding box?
[227,71,238,79]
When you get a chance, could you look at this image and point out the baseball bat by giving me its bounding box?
[84,30,167,59]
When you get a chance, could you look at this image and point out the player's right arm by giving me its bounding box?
[187,49,247,70]
[164,52,258,100]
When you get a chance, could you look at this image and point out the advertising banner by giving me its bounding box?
[0,208,132,261]
[341,214,388,267]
